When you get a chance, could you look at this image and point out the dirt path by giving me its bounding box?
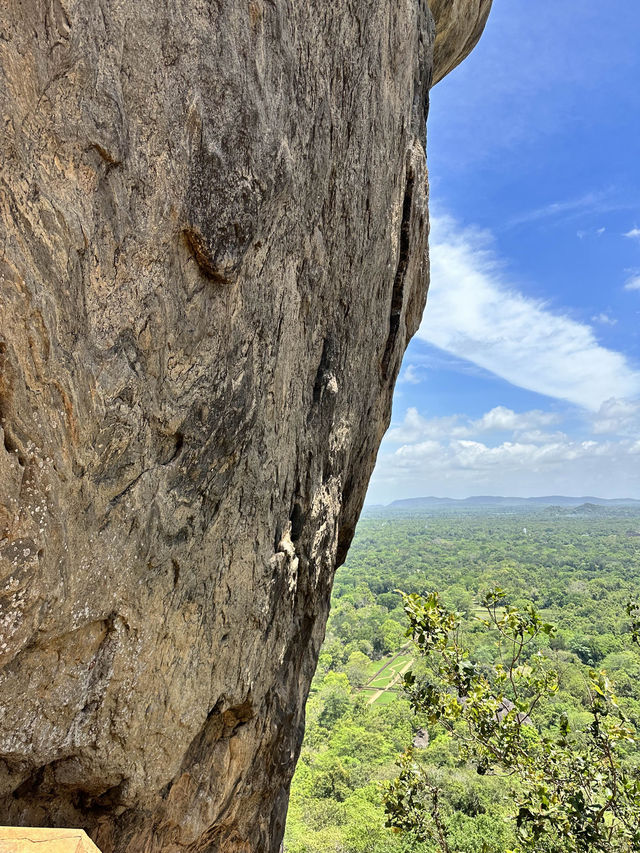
[358,644,411,693]
[366,657,413,705]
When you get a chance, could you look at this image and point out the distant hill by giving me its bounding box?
[386,495,640,509]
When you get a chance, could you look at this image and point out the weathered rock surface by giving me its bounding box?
[431,0,493,84]
[0,1,490,851]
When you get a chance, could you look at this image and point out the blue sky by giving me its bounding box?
[368,0,640,503]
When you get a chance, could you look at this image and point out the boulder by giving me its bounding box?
[0,1,491,849]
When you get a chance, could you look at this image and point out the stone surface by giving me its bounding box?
[0,827,101,853]
[0,1,490,851]
[412,728,430,749]
[431,0,493,84]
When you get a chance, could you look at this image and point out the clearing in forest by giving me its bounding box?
[357,646,414,705]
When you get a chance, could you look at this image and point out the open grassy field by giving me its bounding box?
[367,654,413,688]
[358,648,414,706]
[372,689,399,706]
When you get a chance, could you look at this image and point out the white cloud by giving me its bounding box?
[385,408,469,444]
[592,313,617,326]
[398,364,424,385]
[418,215,640,410]
[624,228,640,241]
[394,437,607,472]
[370,400,640,502]
[370,432,640,503]
[508,192,605,229]
[474,405,558,432]
[514,428,569,444]
[386,405,560,446]
[578,227,606,240]
[624,274,640,292]
[593,397,640,435]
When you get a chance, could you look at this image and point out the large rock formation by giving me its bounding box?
[431,0,493,83]
[0,1,491,850]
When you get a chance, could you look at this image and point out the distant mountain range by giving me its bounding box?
[386,495,640,508]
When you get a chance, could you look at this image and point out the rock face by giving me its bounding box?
[0,2,490,851]
[431,0,494,84]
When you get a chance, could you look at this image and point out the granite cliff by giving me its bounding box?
[0,1,491,850]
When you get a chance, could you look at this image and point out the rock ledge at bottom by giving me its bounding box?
[0,828,101,853]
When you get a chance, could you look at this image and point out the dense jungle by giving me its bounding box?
[284,503,640,852]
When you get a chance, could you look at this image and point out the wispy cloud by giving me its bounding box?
[578,227,606,240]
[397,364,424,385]
[506,192,608,229]
[624,227,640,241]
[592,312,617,326]
[418,215,640,410]
[624,274,640,292]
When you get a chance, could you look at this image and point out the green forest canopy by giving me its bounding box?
[284,504,640,853]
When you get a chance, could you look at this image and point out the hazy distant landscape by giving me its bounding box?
[383,495,640,508]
